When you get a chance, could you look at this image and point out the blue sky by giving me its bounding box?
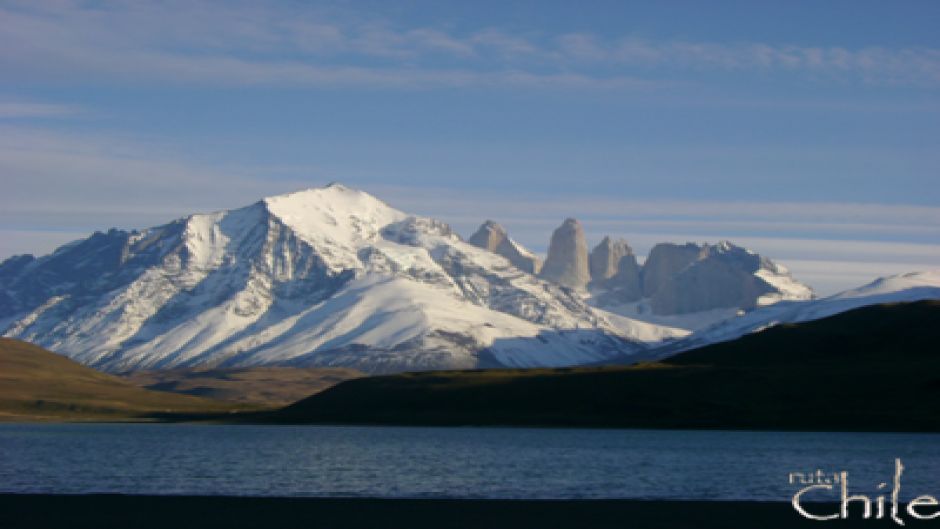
[1,0,938,294]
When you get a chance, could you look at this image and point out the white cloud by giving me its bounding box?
[0,125,318,229]
[3,124,937,298]
[0,102,78,118]
[559,35,940,84]
[365,184,940,296]
[1,1,938,88]
[369,184,940,235]
[782,260,940,296]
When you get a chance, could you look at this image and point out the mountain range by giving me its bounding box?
[269,300,940,431]
[1,183,936,373]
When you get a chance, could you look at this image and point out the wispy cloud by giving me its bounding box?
[370,184,940,236]
[2,1,938,88]
[1,123,937,297]
[762,260,939,296]
[555,34,940,84]
[0,101,79,118]
[367,184,940,295]
[0,125,315,228]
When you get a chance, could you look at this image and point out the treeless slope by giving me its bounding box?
[123,366,363,407]
[0,338,250,421]
[267,300,940,431]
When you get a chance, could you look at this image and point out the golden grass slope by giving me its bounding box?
[0,338,252,421]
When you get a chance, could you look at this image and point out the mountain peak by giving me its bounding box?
[470,220,507,237]
[262,185,406,260]
[540,218,590,289]
[834,269,940,300]
[0,187,641,373]
[468,220,541,274]
[0,185,834,375]
[264,182,372,202]
[589,236,634,284]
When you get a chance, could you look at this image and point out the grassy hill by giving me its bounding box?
[123,366,363,407]
[0,339,253,421]
[266,300,940,431]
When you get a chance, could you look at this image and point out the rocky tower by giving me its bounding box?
[589,236,633,284]
[593,253,644,305]
[641,242,702,297]
[467,220,541,274]
[609,255,643,300]
[649,241,793,314]
[539,218,590,289]
[0,185,642,374]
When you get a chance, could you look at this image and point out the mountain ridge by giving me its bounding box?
[1,185,645,373]
[3,183,925,375]
[265,300,940,431]
[643,269,940,360]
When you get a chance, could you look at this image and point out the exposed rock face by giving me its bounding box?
[539,218,590,289]
[650,242,776,315]
[0,186,643,374]
[641,243,702,298]
[588,236,642,303]
[473,219,813,317]
[589,236,632,284]
[467,220,541,274]
[594,253,643,304]
[497,218,813,317]
[467,220,504,251]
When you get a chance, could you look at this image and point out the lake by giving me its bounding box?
[1,424,939,501]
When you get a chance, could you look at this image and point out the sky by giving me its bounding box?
[1,0,938,295]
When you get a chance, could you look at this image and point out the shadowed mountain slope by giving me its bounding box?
[1,185,646,373]
[266,300,940,431]
[123,366,363,406]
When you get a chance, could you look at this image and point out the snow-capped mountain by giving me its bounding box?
[0,184,654,373]
[644,270,940,359]
[586,239,813,333]
[467,220,541,274]
[462,217,814,328]
[4,183,930,374]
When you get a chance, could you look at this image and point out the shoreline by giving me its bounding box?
[5,416,940,436]
[0,494,928,528]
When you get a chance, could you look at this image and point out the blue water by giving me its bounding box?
[1,424,938,500]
